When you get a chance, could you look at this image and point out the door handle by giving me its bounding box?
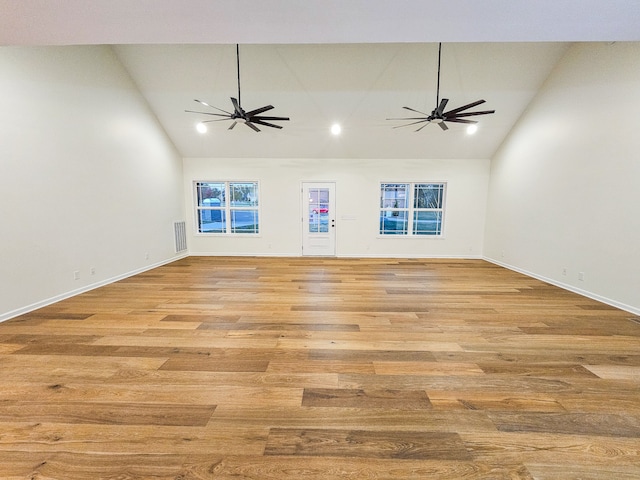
[331,219,335,228]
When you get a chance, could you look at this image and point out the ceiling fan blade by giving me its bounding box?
[202,118,234,123]
[252,119,283,129]
[438,122,449,131]
[252,115,290,122]
[393,119,430,129]
[245,105,274,116]
[228,122,237,130]
[230,97,242,115]
[447,109,495,118]
[245,122,261,132]
[194,100,232,115]
[445,118,478,124]
[443,99,486,117]
[387,116,429,121]
[403,106,430,116]
[415,121,432,132]
[436,98,449,116]
[185,110,230,118]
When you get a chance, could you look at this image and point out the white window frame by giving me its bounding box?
[194,181,260,235]
[379,182,446,237]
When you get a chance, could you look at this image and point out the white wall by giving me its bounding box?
[0,46,185,320]
[484,42,640,314]
[184,157,490,258]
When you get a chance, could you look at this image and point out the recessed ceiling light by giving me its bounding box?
[331,123,342,136]
[196,122,208,134]
[466,124,478,135]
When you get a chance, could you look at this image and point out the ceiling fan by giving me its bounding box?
[389,43,495,131]
[186,44,289,132]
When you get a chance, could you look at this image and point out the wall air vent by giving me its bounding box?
[174,221,187,253]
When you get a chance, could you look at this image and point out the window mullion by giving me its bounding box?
[407,183,415,235]
[225,183,231,234]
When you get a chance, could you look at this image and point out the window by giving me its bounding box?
[307,187,330,233]
[380,182,445,236]
[195,181,259,234]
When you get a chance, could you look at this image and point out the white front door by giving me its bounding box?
[302,182,336,256]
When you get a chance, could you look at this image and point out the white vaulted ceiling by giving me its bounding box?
[2,1,639,159]
[113,42,569,159]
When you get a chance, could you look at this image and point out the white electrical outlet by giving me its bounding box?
[578,272,585,281]
[562,268,567,276]
[73,270,80,280]
[90,267,96,276]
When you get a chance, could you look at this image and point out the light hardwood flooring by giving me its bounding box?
[0,256,639,479]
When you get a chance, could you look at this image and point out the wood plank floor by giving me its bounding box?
[1,256,639,479]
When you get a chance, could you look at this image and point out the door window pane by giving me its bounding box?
[308,188,330,233]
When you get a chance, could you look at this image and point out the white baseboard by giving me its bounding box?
[484,256,640,316]
[0,253,189,323]
[189,252,484,260]
[188,252,300,257]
